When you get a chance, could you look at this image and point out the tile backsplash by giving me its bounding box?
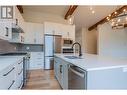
[17,44,43,52]
[0,39,43,53]
[0,39,17,53]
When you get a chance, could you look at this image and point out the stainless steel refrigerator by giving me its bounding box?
[44,34,62,69]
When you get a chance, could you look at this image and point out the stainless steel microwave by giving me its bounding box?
[63,39,73,45]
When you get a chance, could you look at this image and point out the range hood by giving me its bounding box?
[12,23,24,33]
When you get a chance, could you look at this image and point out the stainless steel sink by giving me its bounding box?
[64,55,83,59]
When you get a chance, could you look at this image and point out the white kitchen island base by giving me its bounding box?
[54,53,127,90]
[87,67,127,89]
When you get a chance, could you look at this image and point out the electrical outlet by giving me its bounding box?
[14,47,17,50]
[26,46,30,50]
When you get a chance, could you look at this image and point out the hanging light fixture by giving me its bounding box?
[107,7,127,29]
[67,15,74,25]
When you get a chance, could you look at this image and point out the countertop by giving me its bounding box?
[54,53,127,71]
[0,56,24,71]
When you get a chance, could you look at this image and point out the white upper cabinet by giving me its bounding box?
[61,24,75,41]
[0,6,25,42]
[9,6,25,43]
[44,22,75,41]
[24,22,44,44]
[0,20,12,40]
[44,22,58,35]
[13,6,25,30]
[53,24,62,35]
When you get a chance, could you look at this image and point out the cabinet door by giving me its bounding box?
[54,57,64,87]
[24,22,35,44]
[54,57,69,89]
[14,6,24,29]
[44,22,62,35]
[54,24,62,35]
[61,24,75,41]
[0,20,12,40]
[44,22,55,34]
[24,22,43,44]
[29,52,44,70]
[35,23,44,44]
[54,58,59,80]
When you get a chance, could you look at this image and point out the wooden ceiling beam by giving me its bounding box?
[88,5,127,31]
[124,24,127,27]
[17,5,23,13]
[64,5,78,19]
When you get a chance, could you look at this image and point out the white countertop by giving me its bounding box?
[54,53,127,71]
[0,56,24,71]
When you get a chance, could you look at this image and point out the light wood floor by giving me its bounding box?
[23,69,61,90]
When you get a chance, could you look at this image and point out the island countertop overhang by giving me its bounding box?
[54,53,127,71]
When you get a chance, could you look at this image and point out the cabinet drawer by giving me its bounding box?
[0,65,15,89]
[11,71,23,90]
[16,60,23,76]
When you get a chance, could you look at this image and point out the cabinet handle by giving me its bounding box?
[5,27,9,36]
[8,80,15,89]
[18,80,23,89]
[18,69,23,75]
[3,67,15,76]
[60,65,62,73]
[34,38,36,43]
[18,60,23,64]
[16,19,18,25]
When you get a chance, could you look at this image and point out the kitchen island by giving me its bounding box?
[54,53,127,90]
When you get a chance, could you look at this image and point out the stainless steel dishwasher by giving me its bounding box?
[68,65,87,89]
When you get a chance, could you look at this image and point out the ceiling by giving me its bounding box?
[22,5,118,31]
[73,6,118,31]
[23,6,69,17]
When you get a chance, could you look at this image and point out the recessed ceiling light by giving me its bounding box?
[92,10,95,14]
[90,7,93,10]
[117,19,121,22]
[108,14,111,17]
[123,9,126,12]
[114,11,117,14]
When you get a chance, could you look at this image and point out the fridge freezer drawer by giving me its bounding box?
[44,57,54,70]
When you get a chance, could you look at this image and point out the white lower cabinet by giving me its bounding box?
[30,52,44,70]
[0,64,15,89]
[54,57,68,89]
[0,59,23,90]
[12,71,23,89]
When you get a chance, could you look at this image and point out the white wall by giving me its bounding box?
[22,10,68,24]
[84,28,97,54]
[75,28,97,54]
[98,22,127,58]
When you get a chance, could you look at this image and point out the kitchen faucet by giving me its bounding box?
[72,42,82,56]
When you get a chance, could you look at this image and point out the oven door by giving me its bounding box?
[68,65,87,89]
